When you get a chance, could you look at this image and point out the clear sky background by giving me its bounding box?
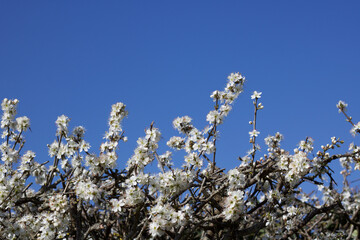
[1,1,360,186]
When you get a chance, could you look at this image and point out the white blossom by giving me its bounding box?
[251,91,262,99]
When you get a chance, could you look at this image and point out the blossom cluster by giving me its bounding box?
[149,202,192,238]
[0,73,359,240]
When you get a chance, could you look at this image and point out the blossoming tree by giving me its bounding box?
[1,73,359,239]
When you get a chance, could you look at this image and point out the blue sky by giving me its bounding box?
[1,1,360,185]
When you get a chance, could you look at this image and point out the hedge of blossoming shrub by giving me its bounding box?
[0,73,359,240]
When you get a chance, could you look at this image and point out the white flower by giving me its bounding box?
[223,190,245,221]
[210,90,220,101]
[350,122,360,136]
[286,206,297,217]
[49,194,68,213]
[227,72,245,84]
[55,115,70,133]
[76,180,100,202]
[336,100,348,113]
[21,150,35,163]
[228,168,246,189]
[251,91,262,99]
[149,221,163,238]
[167,136,185,150]
[184,152,202,168]
[16,116,30,132]
[173,116,193,133]
[220,104,232,116]
[300,194,309,203]
[123,186,145,206]
[206,110,223,125]
[79,140,90,152]
[158,151,173,169]
[249,129,260,138]
[48,141,59,157]
[201,141,216,154]
[145,128,161,142]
